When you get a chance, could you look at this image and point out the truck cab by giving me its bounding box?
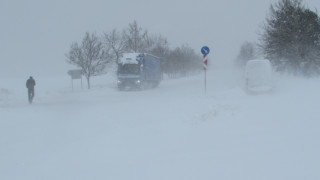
[117,53,161,90]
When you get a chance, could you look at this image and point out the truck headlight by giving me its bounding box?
[135,80,141,84]
[117,80,122,84]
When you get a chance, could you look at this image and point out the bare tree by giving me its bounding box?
[164,44,202,77]
[103,29,127,64]
[124,20,148,52]
[148,34,170,58]
[66,32,112,89]
[236,41,257,67]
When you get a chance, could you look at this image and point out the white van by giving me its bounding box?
[245,59,273,93]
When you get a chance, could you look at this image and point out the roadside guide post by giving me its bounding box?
[201,46,210,94]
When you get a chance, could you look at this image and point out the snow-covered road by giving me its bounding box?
[1,69,319,180]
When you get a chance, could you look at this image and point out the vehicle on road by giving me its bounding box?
[117,53,161,90]
[245,59,273,93]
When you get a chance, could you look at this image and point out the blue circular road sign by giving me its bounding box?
[201,46,210,55]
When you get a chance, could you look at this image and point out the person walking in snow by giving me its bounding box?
[26,76,36,104]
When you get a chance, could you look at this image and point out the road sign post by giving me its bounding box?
[201,46,210,94]
[68,69,83,90]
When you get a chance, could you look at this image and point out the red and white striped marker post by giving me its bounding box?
[203,54,208,93]
[203,54,208,70]
[201,46,210,94]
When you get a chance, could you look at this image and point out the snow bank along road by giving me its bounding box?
[1,70,320,180]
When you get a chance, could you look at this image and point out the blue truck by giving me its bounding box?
[117,53,161,90]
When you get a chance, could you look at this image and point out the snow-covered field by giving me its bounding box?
[1,68,319,180]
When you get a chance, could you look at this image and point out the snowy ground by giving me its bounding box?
[1,68,320,180]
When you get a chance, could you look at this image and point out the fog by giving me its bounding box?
[2,0,319,78]
[1,68,320,179]
[1,1,320,179]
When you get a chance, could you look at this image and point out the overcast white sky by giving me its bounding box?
[1,0,320,78]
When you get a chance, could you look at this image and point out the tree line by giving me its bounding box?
[66,21,202,89]
[236,0,320,76]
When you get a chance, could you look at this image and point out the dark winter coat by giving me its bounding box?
[26,77,36,90]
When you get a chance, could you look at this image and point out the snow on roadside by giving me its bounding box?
[1,70,320,180]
